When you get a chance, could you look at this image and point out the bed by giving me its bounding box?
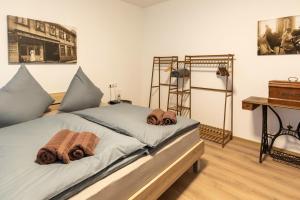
[70,128,202,200]
[0,92,204,200]
[53,92,205,200]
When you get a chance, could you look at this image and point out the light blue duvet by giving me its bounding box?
[73,103,200,148]
[0,113,146,200]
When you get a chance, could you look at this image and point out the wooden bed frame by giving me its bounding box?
[48,92,65,112]
[48,92,205,200]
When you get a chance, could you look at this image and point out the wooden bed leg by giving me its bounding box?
[193,160,201,173]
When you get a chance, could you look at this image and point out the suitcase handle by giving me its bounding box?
[288,77,298,82]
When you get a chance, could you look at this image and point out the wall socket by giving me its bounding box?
[109,83,117,88]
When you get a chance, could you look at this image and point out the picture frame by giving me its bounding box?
[7,15,77,64]
[257,15,300,55]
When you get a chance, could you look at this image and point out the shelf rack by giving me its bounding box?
[148,54,234,148]
[167,60,191,117]
[149,56,178,109]
[185,54,234,147]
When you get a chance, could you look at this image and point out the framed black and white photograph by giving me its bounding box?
[7,15,77,64]
[257,15,300,55]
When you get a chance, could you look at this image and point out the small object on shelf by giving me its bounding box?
[216,66,229,76]
[109,83,118,102]
[170,68,190,78]
[116,89,122,103]
[268,80,300,107]
[108,99,132,105]
[117,94,121,102]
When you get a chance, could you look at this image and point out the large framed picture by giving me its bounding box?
[7,15,77,64]
[257,15,300,55]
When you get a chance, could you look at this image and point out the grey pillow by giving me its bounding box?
[0,64,54,127]
[59,67,103,112]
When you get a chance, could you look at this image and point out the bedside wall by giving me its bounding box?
[1,0,300,153]
[140,0,300,152]
[0,0,143,104]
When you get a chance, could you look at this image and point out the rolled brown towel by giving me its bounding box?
[69,132,99,161]
[36,129,76,165]
[147,108,165,125]
[162,111,177,125]
[36,147,57,165]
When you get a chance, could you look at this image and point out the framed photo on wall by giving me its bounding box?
[7,15,77,64]
[257,15,300,55]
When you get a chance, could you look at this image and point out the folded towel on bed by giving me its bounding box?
[36,129,76,165]
[69,132,99,161]
[162,111,177,125]
[147,108,164,125]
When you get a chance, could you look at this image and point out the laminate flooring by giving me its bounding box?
[159,137,300,200]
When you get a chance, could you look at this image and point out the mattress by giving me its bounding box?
[70,127,201,200]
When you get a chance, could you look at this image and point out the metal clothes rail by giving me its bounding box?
[186,54,234,147]
[148,54,235,147]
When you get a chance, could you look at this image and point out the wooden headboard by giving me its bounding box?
[46,92,104,114]
[47,92,65,113]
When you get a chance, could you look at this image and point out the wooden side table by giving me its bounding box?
[242,96,300,166]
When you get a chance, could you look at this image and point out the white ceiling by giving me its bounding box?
[121,0,169,7]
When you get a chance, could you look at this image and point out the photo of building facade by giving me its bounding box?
[7,15,77,63]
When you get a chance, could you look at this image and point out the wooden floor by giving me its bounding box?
[159,137,300,200]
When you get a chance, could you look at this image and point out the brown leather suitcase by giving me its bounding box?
[268,80,300,107]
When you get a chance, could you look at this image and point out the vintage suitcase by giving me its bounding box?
[268,80,300,107]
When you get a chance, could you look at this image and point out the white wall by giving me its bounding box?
[141,0,300,152]
[1,0,300,152]
[0,0,143,103]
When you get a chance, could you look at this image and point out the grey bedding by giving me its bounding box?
[0,113,146,200]
[170,68,190,78]
[73,104,200,148]
[52,149,145,200]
